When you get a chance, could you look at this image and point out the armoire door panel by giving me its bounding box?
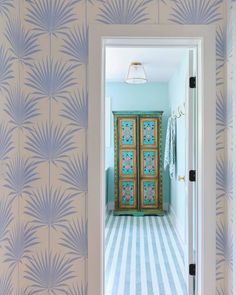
[119,179,137,209]
[140,118,159,148]
[140,179,158,209]
[118,117,136,148]
[140,150,158,178]
[119,150,136,178]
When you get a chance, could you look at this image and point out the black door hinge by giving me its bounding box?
[189,264,196,276]
[189,170,196,182]
[189,77,196,89]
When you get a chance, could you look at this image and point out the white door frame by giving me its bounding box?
[88,24,216,295]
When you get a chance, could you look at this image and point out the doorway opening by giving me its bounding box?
[88,25,216,295]
[104,45,196,295]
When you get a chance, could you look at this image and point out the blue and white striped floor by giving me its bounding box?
[105,213,187,295]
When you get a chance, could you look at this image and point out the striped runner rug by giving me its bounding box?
[105,213,187,295]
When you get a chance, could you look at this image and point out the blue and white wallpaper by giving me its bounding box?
[225,1,236,294]
[0,0,230,294]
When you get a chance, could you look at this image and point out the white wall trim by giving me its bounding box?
[88,24,216,295]
[169,204,186,246]
[107,201,114,211]
[163,202,169,211]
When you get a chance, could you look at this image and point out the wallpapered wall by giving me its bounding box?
[226,1,235,294]
[0,0,228,294]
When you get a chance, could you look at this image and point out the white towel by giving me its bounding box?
[164,116,176,179]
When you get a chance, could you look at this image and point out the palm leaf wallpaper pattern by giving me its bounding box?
[0,0,232,294]
[60,218,88,259]
[24,251,75,294]
[16,289,34,295]
[0,46,13,92]
[216,288,226,295]
[97,0,153,24]
[0,272,13,295]
[216,92,228,135]
[66,284,88,295]
[226,161,233,200]
[0,0,13,16]
[0,123,13,160]
[170,0,223,24]
[26,58,77,101]
[4,87,40,130]
[61,25,88,65]
[60,154,88,193]
[216,26,227,69]
[60,89,88,130]
[216,156,227,196]
[216,221,233,270]
[26,0,77,36]
[4,223,38,268]
[5,18,40,64]
[216,26,227,85]
[0,197,13,244]
[216,92,228,150]
[26,123,76,164]
[4,157,38,199]
[25,186,76,229]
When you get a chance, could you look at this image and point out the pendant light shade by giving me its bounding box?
[125,62,147,84]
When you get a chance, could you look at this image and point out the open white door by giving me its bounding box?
[185,49,197,295]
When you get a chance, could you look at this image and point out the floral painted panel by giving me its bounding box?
[119,118,136,146]
[142,180,158,207]
[141,150,158,177]
[140,118,158,147]
[120,151,136,176]
[120,180,136,207]
[143,120,155,145]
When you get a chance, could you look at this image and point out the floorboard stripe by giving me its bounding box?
[140,217,148,295]
[116,217,131,295]
[136,218,142,295]
[162,216,186,276]
[105,215,119,273]
[151,217,173,295]
[148,217,165,294]
[106,216,124,290]
[166,214,185,261]
[129,216,137,295]
[158,217,185,295]
[105,212,114,243]
[124,217,134,294]
[144,217,160,295]
[112,216,128,295]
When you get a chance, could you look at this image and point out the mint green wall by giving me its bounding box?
[105,82,170,209]
[168,54,188,241]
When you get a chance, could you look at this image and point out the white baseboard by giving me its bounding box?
[107,201,114,211]
[169,205,186,246]
[107,202,169,212]
[163,202,169,212]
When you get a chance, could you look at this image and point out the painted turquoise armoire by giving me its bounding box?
[113,112,163,215]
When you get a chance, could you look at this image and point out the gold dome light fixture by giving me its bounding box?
[125,62,147,84]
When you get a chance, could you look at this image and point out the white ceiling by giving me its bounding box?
[105,47,188,83]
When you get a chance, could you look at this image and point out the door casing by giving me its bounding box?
[88,24,216,295]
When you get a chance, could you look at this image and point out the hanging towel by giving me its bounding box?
[164,116,176,179]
